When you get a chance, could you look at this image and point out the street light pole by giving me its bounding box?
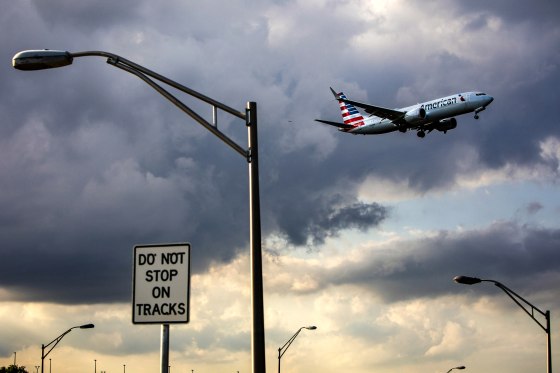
[454,275,551,373]
[277,326,317,373]
[247,101,266,373]
[40,323,94,373]
[13,49,267,373]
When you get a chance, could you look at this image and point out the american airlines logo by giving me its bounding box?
[421,96,459,111]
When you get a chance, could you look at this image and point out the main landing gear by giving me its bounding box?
[417,130,426,138]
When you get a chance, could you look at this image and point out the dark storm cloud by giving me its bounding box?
[1,0,265,304]
[322,221,560,306]
[270,193,388,247]
[2,0,560,307]
[0,56,388,305]
[0,128,249,304]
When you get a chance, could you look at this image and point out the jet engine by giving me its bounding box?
[404,107,427,124]
[435,118,457,133]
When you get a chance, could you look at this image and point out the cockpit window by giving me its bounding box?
[476,93,486,96]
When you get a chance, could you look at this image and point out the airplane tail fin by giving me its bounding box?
[330,87,365,128]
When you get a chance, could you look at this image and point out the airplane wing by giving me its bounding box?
[314,119,355,129]
[340,98,406,121]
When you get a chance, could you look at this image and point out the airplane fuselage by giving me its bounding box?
[347,91,493,135]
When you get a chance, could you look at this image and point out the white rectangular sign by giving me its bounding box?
[132,243,191,324]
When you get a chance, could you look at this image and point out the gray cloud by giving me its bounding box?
[524,202,544,216]
[1,0,560,307]
[317,221,560,307]
[272,194,388,247]
[454,0,560,26]
[32,0,143,32]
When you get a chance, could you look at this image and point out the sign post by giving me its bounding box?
[133,243,191,373]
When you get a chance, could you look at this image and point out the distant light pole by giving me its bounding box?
[445,365,465,373]
[49,358,51,373]
[454,275,551,373]
[40,323,95,373]
[278,326,317,373]
[35,366,40,373]
[94,359,97,373]
[13,48,265,373]
[13,352,16,366]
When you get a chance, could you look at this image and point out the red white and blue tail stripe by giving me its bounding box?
[333,89,365,128]
[314,87,367,131]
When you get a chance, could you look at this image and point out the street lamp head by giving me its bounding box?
[79,323,95,329]
[304,326,317,330]
[12,50,73,71]
[446,366,466,373]
[453,275,482,285]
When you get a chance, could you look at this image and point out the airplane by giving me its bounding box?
[315,88,494,138]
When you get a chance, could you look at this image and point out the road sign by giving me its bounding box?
[132,243,191,324]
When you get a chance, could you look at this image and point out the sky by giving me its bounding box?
[1,0,560,372]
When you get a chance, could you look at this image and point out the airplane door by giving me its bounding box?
[458,93,470,110]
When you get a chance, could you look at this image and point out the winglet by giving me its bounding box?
[330,87,341,99]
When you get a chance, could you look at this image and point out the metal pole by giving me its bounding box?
[41,344,45,373]
[247,101,266,373]
[277,348,281,373]
[546,310,551,373]
[161,324,170,373]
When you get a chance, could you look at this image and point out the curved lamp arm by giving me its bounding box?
[454,275,552,373]
[454,276,549,332]
[42,324,94,359]
[12,49,247,158]
[445,365,465,373]
[278,326,317,359]
[277,326,316,373]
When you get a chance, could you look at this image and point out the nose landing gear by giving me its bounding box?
[474,106,486,119]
